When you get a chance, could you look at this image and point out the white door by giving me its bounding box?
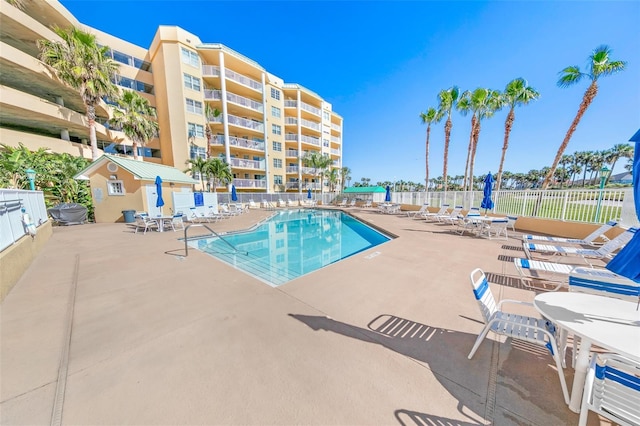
[145,184,163,217]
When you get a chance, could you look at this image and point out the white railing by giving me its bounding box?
[227,114,264,132]
[285,117,298,126]
[286,166,298,173]
[301,135,320,146]
[228,136,264,150]
[382,188,636,225]
[285,149,298,157]
[285,182,300,190]
[285,133,298,141]
[203,89,221,100]
[1,189,48,252]
[233,178,267,189]
[207,114,223,123]
[301,167,318,175]
[224,69,262,91]
[229,157,265,170]
[300,101,321,116]
[202,65,221,77]
[300,118,320,131]
[226,92,263,112]
[331,136,341,144]
[284,100,297,108]
[330,148,340,155]
[331,123,341,131]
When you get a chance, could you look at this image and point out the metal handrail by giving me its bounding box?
[183,223,245,257]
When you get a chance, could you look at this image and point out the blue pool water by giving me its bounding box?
[189,209,391,286]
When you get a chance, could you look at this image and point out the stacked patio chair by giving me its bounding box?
[578,353,640,426]
[522,220,618,246]
[467,268,570,405]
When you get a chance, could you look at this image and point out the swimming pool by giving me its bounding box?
[189,209,392,286]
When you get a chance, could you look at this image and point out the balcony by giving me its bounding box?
[284,133,320,147]
[202,65,221,77]
[285,149,298,158]
[233,178,267,189]
[300,118,320,132]
[229,136,264,151]
[285,182,300,190]
[331,123,341,131]
[331,148,341,155]
[284,117,297,126]
[203,90,263,113]
[286,166,299,173]
[301,167,318,175]
[283,100,320,116]
[227,114,264,132]
[331,135,341,144]
[229,157,265,170]
[224,69,262,92]
[284,100,296,108]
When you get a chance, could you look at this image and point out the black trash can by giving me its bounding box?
[122,210,136,223]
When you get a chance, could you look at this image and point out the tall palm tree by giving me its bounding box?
[541,45,626,189]
[185,157,208,190]
[109,90,158,161]
[38,26,120,160]
[204,157,232,192]
[496,78,540,191]
[437,86,459,192]
[204,104,221,159]
[4,0,26,10]
[302,151,333,194]
[558,154,572,188]
[458,88,501,191]
[419,107,443,190]
[325,167,340,192]
[340,166,351,191]
[605,143,634,184]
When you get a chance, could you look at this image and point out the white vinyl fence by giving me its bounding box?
[0,189,48,252]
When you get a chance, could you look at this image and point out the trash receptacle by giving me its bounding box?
[122,210,136,223]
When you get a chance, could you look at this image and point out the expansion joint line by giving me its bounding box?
[50,254,80,426]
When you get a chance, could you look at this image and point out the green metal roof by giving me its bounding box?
[74,155,198,185]
[343,186,387,194]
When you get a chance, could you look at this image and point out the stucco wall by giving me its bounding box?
[0,220,52,302]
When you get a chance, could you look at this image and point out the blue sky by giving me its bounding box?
[61,0,639,185]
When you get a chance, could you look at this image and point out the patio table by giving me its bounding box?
[533,292,640,412]
[152,215,175,232]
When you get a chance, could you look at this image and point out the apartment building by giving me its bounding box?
[0,0,343,194]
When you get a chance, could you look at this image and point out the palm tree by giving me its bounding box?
[4,0,26,10]
[541,45,626,189]
[605,143,634,184]
[458,88,501,191]
[109,90,158,161]
[437,86,459,192]
[204,157,232,192]
[38,26,120,161]
[185,157,208,190]
[558,155,572,188]
[325,167,340,192]
[340,166,351,191]
[496,78,540,191]
[302,151,333,194]
[419,107,443,190]
[204,104,221,159]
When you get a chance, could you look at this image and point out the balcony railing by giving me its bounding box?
[224,69,262,91]
[284,134,320,147]
[233,178,267,189]
[203,89,221,101]
[202,65,221,77]
[331,136,341,144]
[229,157,265,170]
[229,136,264,151]
[203,90,263,113]
[300,118,320,131]
[285,182,300,190]
[330,148,340,155]
[331,123,341,131]
[301,167,318,175]
[300,101,321,116]
[286,166,299,173]
[285,149,298,157]
[284,100,297,108]
[227,114,264,132]
[284,117,297,126]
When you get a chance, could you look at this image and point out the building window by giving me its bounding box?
[181,47,200,67]
[270,88,280,100]
[190,146,206,159]
[273,141,282,151]
[273,158,282,168]
[107,180,125,196]
[183,73,201,91]
[274,175,283,185]
[188,123,205,138]
[323,111,330,120]
[186,98,203,115]
[271,106,281,118]
[323,139,329,147]
[272,124,281,135]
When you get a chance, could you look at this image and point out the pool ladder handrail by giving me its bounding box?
[183,223,245,257]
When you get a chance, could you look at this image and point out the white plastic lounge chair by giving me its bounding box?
[277,199,287,207]
[513,258,580,291]
[287,199,298,207]
[569,267,640,302]
[363,200,372,208]
[423,204,449,221]
[436,205,463,223]
[506,215,518,232]
[523,227,637,265]
[579,354,640,426]
[522,220,617,246]
[455,210,482,235]
[338,199,348,207]
[248,200,258,209]
[407,203,429,218]
[467,268,570,405]
[481,218,509,240]
[348,199,356,207]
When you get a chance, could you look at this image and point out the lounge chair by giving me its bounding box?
[338,199,348,207]
[569,266,640,302]
[248,199,258,209]
[467,268,570,405]
[523,227,637,265]
[423,204,449,221]
[407,203,429,218]
[455,209,482,235]
[362,200,372,208]
[513,258,581,290]
[348,199,356,207]
[480,217,509,240]
[277,199,287,207]
[436,205,463,223]
[287,199,298,207]
[522,220,617,246]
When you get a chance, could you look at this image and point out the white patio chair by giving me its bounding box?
[579,353,640,426]
[363,200,373,208]
[467,268,570,405]
[164,213,185,232]
[134,215,158,234]
[423,204,449,221]
[407,203,429,218]
[436,205,463,223]
[455,210,482,235]
[522,220,617,246]
[523,227,637,265]
[348,199,357,207]
[506,216,518,232]
[513,258,580,291]
[482,218,509,240]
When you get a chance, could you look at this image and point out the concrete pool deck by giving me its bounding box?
[1,208,607,425]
